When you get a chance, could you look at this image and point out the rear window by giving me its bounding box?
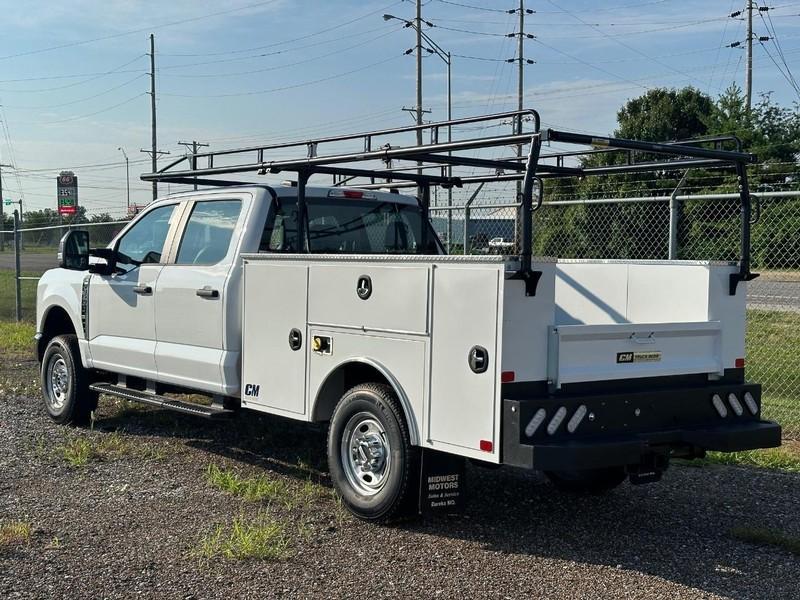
[260,197,441,255]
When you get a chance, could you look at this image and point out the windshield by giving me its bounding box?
[260,197,443,255]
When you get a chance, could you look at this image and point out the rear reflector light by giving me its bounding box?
[479,439,493,452]
[525,408,547,437]
[567,405,588,433]
[501,371,515,383]
[547,406,567,435]
[728,393,744,416]
[712,394,728,418]
[327,188,376,199]
[744,391,758,415]
[735,358,745,368]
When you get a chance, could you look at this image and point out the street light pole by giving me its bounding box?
[118,147,130,215]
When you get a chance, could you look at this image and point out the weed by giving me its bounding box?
[730,526,800,556]
[60,431,164,467]
[206,464,291,503]
[0,520,32,546]
[197,515,291,561]
[690,446,800,472]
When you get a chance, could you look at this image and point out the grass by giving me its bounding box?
[746,309,800,431]
[60,432,164,467]
[730,526,800,556]
[206,464,292,504]
[0,320,35,355]
[0,270,38,322]
[196,515,291,561]
[0,520,32,546]
[699,444,800,472]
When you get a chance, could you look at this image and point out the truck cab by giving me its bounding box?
[37,185,440,398]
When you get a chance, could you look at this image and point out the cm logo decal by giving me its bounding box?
[244,383,260,397]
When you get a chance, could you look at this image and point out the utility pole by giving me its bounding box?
[144,33,171,201]
[509,1,534,252]
[745,0,753,112]
[178,140,209,190]
[0,162,11,252]
[415,0,423,146]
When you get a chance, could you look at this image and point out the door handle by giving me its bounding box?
[196,287,219,298]
[133,285,152,295]
[468,345,489,374]
[288,328,303,351]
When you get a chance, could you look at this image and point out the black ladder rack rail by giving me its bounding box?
[141,109,758,296]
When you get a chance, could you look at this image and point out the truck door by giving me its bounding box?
[88,203,179,378]
[153,198,245,395]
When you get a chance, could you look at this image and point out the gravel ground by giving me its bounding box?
[1,354,799,600]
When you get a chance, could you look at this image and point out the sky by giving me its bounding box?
[0,0,798,216]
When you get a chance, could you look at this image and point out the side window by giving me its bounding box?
[115,204,177,273]
[259,198,299,252]
[176,199,243,265]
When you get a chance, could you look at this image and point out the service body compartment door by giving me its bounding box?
[429,265,502,461]
[241,260,308,417]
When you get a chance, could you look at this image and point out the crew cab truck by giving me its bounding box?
[36,110,781,521]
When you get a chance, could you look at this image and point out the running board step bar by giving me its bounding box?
[89,383,234,419]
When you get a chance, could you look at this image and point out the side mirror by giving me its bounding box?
[58,230,90,270]
[88,247,118,275]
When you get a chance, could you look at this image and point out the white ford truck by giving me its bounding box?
[36,110,781,521]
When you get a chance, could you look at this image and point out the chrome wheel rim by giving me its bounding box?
[340,413,391,496]
[46,356,70,412]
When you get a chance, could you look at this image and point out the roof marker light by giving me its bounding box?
[328,188,376,199]
[712,394,728,418]
[743,391,758,415]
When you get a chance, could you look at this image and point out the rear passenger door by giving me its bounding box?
[154,197,246,394]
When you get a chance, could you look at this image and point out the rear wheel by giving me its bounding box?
[328,383,419,522]
[41,334,97,425]
[545,467,627,495]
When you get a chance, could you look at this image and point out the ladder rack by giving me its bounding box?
[142,109,758,296]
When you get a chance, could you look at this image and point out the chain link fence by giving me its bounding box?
[0,220,128,321]
[1,168,798,438]
[430,163,800,439]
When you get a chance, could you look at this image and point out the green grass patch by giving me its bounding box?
[206,464,292,503]
[0,520,32,546]
[0,320,35,355]
[196,515,291,561]
[730,526,800,556]
[0,270,38,322]
[701,445,800,472]
[746,309,800,431]
[60,432,164,467]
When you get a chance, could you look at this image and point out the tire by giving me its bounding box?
[40,334,98,426]
[327,383,420,522]
[545,467,627,495]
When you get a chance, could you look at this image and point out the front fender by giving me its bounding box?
[37,269,90,365]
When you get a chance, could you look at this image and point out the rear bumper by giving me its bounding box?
[502,381,781,471]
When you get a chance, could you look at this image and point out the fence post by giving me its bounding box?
[13,209,21,322]
[668,171,689,260]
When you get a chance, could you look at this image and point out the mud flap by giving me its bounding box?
[418,449,466,515]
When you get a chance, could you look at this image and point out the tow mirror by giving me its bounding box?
[57,230,90,271]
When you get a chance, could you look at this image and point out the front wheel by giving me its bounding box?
[41,334,97,425]
[327,383,419,522]
[545,467,627,495]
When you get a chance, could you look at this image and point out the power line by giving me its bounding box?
[2,74,147,110]
[0,0,284,62]
[158,1,405,58]
[160,54,403,98]
[0,55,147,94]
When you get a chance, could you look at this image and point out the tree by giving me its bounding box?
[615,87,715,142]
